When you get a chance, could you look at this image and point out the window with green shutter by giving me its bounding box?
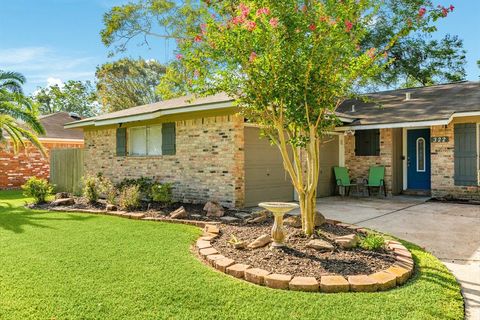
[161,122,176,155]
[116,127,127,156]
[454,123,478,186]
[355,129,380,156]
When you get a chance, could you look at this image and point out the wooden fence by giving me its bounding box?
[50,148,84,194]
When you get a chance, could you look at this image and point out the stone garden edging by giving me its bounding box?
[195,220,415,293]
[45,206,414,293]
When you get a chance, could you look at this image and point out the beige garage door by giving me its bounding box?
[317,135,339,197]
[244,127,294,207]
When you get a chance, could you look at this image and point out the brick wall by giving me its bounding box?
[431,120,480,199]
[344,128,393,194]
[83,114,245,208]
[0,141,84,189]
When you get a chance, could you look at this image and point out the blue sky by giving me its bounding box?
[0,0,479,94]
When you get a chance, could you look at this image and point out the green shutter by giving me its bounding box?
[116,127,127,156]
[454,123,478,186]
[162,122,176,155]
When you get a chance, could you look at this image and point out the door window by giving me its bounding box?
[416,137,425,172]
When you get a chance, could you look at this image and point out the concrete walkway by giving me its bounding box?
[293,196,480,320]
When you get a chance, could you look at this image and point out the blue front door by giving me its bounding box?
[407,129,431,190]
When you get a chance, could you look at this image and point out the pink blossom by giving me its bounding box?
[194,35,202,42]
[418,7,427,18]
[308,24,316,31]
[449,5,455,11]
[194,69,200,77]
[244,20,257,31]
[175,54,183,60]
[367,48,376,59]
[249,51,257,62]
[441,7,449,17]
[238,3,250,17]
[231,16,245,25]
[345,20,353,32]
[269,17,279,28]
[256,7,270,16]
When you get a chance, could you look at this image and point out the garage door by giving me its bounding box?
[244,127,294,207]
[317,135,339,197]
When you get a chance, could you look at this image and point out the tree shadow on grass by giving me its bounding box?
[0,202,97,234]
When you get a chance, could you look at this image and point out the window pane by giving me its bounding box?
[147,125,162,155]
[417,138,425,172]
[129,127,146,156]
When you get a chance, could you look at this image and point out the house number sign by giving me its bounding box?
[431,136,449,143]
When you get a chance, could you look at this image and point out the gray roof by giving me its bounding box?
[39,112,84,139]
[337,81,480,126]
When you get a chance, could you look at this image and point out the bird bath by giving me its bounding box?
[258,202,300,248]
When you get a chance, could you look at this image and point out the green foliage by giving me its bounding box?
[116,177,154,200]
[82,175,100,204]
[95,58,167,113]
[31,80,100,117]
[0,70,46,155]
[359,233,386,251]
[118,185,141,211]
[21,177,53,204]
[98,177,117,205]
[151,182,173,204]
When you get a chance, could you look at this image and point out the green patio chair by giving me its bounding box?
[333,166,357,196]
[364,166,387,197]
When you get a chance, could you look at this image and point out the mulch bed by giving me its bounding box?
[211,220,396,278]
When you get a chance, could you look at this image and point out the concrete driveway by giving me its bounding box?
[300,196,480,320]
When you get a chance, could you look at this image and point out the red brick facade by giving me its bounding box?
[0,140,83,189]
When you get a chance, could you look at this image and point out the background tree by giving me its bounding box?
[33,80,99,117]
[95,58,166,113]
[101,0,465,91]
[0,70,45,155]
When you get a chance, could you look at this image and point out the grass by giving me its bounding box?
[0,190,464,319]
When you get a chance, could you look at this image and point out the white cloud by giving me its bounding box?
[46,77,64,88]
[0,47,50,65]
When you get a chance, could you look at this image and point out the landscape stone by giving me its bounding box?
[314,211,326,226]
[55,192,70,200]
[334,234,359,249]
[285,216,302,228]
[306,239,334,252]
[348,275,378,292]
[190,214,203,219]
[384,265,410,284]
[289,277,319,292]
[106,204,117,211]
[264,274,292,290]
[244,268,271,285]
[369,271,397,291]
[170,206,187,219]
[205,254,226,266]
[247,234,271,249]
[226,264,250,278]
[234,212,252,220]
[320,276,350,293]
[51,198,75,206]
[204,201,224,217]
[215,258,235,272]
[196,240,212,250]
[220,216,240,223]
[199,247,218,257]
[247,215,267,224]
[204,224,220,234]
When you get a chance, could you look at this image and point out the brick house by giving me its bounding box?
[0,112,84,189]
[65,81,480,207]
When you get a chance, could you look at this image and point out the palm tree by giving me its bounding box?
[0,70,46,155]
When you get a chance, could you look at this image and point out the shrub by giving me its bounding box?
[83,175,100,203]
[21,177,53,204]
[116,177,154,200]
[118,185,141,211]
[359,234,386,251]
[151,183,173,204]
[98,177,117,205]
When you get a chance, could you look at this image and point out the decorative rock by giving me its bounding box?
[394,248,413,258]
[106,204,117,211]
[204,224,220,234]
[199,247,218,258]
[396,255,414,267]
[334,234,359,249]
[264,274,292,290]
[226,264,250,278]
[348,275,378,292]
[289,277,319,292]
[247,234,271,249]
[190,214,202,219]
[55,192,70,200]
[394,261,414,275]
[230,241,246,250]
[285,216,302,228]
[385,265,410,285]
[51,198,75,206]
[220,216,240,223]
[247,215,267,224]
[196,240,212,250]
[170,206,187,219]
[204,201,224,217]
[234,212,252,220]
[306,239,334,252]
[320,276,350,293]
[369,271,397,291]
[314,211,326,226]
[244,268,271,285]
[206,254,226,266]
[215,258,235,272]
[200,235,216,241]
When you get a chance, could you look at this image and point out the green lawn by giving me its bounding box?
[0,190,464,320]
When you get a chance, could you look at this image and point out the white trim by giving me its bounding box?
[402,128,407,190]
[416,137,426,172]
[4,137,84,144]
[335,111,480,131]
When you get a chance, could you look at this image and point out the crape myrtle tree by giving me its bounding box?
[173,0,452,236]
